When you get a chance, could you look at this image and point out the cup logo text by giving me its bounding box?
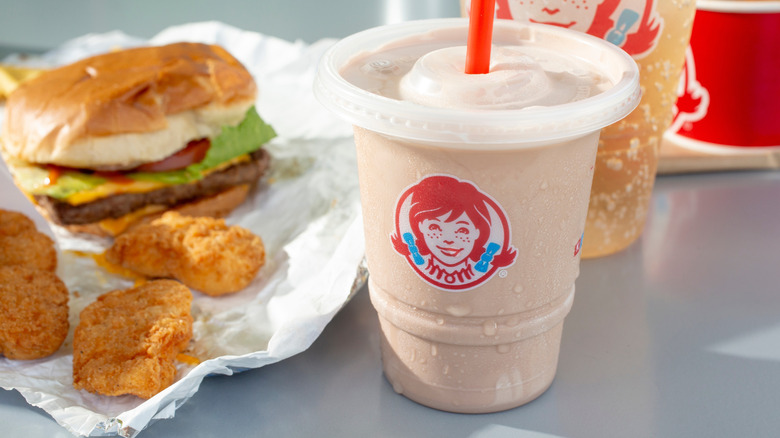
[391,175,517,291]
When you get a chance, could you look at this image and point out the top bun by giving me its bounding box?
[2,42,257,170]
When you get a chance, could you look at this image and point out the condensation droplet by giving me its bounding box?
[436,318,445,326]
[483,320,498,336]
[431,344,438,357]
[497,344,511,354]
[513,284,524,293]
[446,304,472,317]
[606,157,623,171]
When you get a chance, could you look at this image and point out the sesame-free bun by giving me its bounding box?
[2,42,257,170]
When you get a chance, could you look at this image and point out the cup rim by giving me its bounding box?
[697,0,780,13]
[314,18,641,149]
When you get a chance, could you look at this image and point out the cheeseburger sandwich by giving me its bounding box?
[0,42,276,236]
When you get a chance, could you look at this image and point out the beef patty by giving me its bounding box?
[35,149,271,225]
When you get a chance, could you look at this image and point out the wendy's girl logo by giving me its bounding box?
[468,0,663,59]
[390,175,517,291]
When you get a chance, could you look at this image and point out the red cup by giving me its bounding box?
[669,0,780,148]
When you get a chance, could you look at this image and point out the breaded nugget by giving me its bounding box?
[73,279,193,399]
[0,209,36,236]
[0,265,69,360]
[0,229,57,271]
[105,212,265,296]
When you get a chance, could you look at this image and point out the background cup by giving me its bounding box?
[315,18,639,413]
[463,0,698,257]
[668,0,780,149]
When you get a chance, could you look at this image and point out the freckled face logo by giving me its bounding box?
[391,175,517,291]
[469,0,664,59]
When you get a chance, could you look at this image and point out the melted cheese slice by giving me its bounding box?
[64,154,251,205]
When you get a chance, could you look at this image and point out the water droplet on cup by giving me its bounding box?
[606,157,623,171]
[483,320,498,336]
[446,304,471,317]
[497,344,511,354]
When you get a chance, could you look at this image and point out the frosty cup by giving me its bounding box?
[464,0,697,257]
[314,18,639,413]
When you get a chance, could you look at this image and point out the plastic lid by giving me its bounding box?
[314,18,641,149]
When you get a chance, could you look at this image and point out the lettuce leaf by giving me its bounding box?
[131,107,276,184]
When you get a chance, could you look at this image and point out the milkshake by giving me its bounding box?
[315,18,639,413]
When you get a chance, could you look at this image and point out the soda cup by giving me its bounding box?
[464,0,697,257]
[315,18,639,413]
[669,0,780,149]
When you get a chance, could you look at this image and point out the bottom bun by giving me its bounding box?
[50,184,251,238]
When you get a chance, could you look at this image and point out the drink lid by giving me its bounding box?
[314,18,641,149]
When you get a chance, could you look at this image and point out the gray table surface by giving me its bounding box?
[3,1,780,437]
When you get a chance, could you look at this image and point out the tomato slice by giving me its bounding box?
[45,165,64,185]
[92,170,134,184]
[134,138,211,172]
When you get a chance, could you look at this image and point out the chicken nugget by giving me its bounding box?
[0,229,57,271]
[0,209,36,236]
[0,265,69,360]
[73,279,193,399]
[106,212,265,296]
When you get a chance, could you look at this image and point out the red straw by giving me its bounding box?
[465,0,496,74]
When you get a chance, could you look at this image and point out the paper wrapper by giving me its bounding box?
[0,22,364,437]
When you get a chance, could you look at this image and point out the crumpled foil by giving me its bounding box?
[0,21,364,437]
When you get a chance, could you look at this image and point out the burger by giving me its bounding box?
[0,42,276,236]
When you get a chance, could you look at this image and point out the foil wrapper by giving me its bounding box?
[0,22,362,437]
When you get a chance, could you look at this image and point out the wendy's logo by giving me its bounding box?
[468,0,664,59]
[391,175,517,291]
[669,47,710,134]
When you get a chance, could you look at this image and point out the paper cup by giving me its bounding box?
[669,0,780,148]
